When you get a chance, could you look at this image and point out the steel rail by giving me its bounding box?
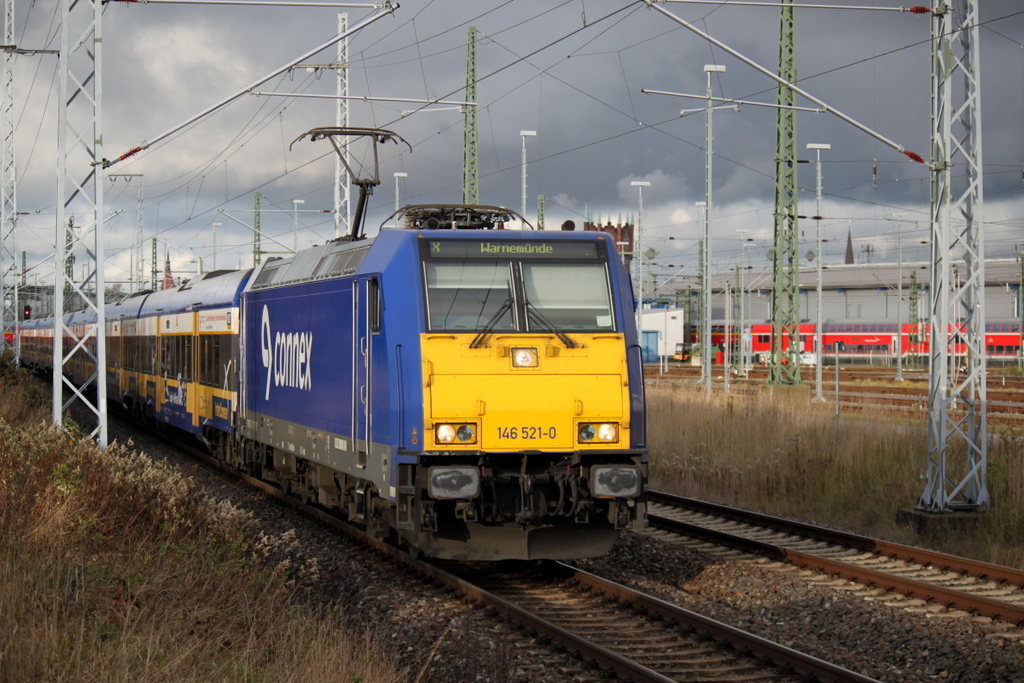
[563,564,880,683]
[650,491,1024,585]
[649,492,1024,624]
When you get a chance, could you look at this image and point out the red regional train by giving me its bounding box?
[675,319,1022,365]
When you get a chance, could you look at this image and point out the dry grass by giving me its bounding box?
[0,364,401,683]
[647,382,1024,568]
[0,360,50,426]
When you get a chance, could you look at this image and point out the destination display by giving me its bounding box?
[425,239,600,260]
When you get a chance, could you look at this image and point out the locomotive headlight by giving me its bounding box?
[578,424,596,442]
[435,424,456,443]
[596,423,618,442]
[578,422,618,443]
[427,466,480,499]
[435,423,477,444]
[590,465,640,498]
[511,347,539,368]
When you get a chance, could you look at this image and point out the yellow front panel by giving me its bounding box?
[422,333,630,451]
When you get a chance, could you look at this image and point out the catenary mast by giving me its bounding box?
[768,0,802,385]
[462,26,478,204]
[1,0,17,362]
[919,0,988,513]
[55,0,108,446]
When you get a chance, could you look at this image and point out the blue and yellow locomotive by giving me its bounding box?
[20,204,647,561]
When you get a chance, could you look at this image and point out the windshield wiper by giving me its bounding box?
[469,296,514,348]
[524,297,578,349]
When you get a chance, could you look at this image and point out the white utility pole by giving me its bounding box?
[807,143,830,402]
[736,230,751,374]
[631,181,650,340]
[520,131,536,221]
[109,174,145,291]
[292,200,304,254]
[702,64,725,395]
[393,172,407,227]
[894,214,905,382]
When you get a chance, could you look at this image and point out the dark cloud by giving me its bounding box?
[8,0,1024,282]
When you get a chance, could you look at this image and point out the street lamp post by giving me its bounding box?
[520,131,536,221]
[807,143,830,402]
[292,199,305,254]
[702,64,725,395]
[394,172,408,227]
[631,181,651,339]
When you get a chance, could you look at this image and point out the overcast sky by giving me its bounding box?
[7,0,1024,290]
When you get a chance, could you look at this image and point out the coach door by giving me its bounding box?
[353,276,377,468]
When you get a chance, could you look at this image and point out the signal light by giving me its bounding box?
[22,305,30,320]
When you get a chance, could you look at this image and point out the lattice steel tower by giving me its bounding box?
[333,13,351,239]
[1,0,18,361]
[55,0,108,446]
[919,0,988,512]
[462,26,478,205]
[768,0,802,385]
[253,191,262,266]
[908,270,921,370]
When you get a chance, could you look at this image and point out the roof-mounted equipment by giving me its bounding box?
[291,127,411,241]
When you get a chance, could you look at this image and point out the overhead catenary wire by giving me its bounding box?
[106,3,396,169]
[18,2,1024,276]
[641,0,926,164]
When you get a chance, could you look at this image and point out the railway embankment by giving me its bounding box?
[0,362,402,683]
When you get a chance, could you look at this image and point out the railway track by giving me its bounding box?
[159,429,879,682]
[451,562,878,683]
[648,491,1024,628]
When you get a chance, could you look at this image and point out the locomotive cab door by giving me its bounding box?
[353,276,378,469]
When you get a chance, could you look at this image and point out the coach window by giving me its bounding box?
[182,336,193,382]
[162,337,174,377]
[199,335,211,386]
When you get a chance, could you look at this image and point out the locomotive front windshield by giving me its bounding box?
[422,238,616,333]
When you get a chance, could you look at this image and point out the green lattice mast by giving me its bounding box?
[253,191,262,266]
[150,237,157,291]
[768,0,802,385]
[462,27,478,205]
[908,270,920,369]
